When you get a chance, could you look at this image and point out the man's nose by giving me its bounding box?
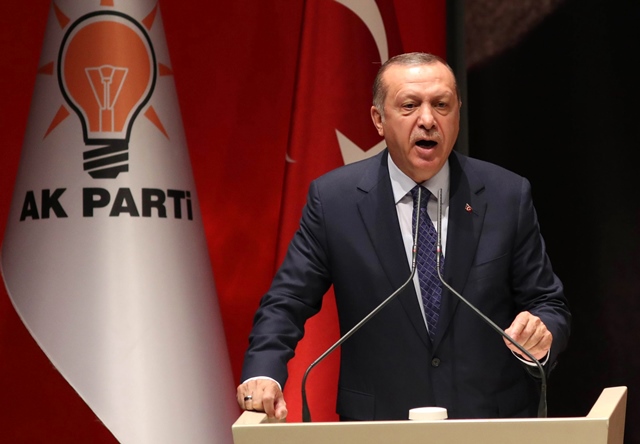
[417,106,436,129]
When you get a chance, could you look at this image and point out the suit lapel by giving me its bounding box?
[432,152,486,348]
[356,151,431,348]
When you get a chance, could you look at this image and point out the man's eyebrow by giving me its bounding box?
[396,91,421,100]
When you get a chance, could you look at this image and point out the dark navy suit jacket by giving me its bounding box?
[242,150,571,420]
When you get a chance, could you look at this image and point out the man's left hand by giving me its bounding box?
[503,311,552,361]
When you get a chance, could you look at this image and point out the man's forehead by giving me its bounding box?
[384,63,456,96]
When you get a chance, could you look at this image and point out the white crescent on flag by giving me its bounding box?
[334,0,388,165]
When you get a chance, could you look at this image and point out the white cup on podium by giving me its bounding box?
[408,407,448,421]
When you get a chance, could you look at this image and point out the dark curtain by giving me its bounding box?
[466,0,640,441]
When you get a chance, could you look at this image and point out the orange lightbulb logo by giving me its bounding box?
[58,11,156,179]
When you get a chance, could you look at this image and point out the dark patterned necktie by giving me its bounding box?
[410,186,443,340]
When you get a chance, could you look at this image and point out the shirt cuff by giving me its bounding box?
[512,350,549,367]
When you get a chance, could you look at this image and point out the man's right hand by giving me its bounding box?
[236,378,288,420]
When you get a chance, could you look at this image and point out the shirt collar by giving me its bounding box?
[388,153,450,204]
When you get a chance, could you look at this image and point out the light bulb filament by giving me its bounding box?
[86,65,128,133]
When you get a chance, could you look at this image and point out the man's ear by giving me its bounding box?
[370,106,384,137]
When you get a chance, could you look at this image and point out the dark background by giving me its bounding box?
[466,0,639,441]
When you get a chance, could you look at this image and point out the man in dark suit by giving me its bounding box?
[236,52,571,421]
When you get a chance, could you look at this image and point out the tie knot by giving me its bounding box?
[410,185,431,208]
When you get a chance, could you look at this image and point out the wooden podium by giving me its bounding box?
[232,386,627,444]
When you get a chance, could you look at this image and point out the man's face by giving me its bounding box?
[371,62,461,183]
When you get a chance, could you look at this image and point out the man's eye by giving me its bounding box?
[436,101,448,108]
[403,103,416,109]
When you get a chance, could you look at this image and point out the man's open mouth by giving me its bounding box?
[416,140,437,148]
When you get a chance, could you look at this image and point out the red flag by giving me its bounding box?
[0,0,446,436]
[278,0,446,422]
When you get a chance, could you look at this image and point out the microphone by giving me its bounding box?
[434,189,548,418]
[300,187,425,422]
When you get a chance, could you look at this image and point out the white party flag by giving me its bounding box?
[1,1,236,442]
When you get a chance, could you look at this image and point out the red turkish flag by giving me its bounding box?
[277,0,446,422]
[0,0,446,438]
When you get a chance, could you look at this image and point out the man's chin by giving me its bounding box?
[408,155,446,182]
